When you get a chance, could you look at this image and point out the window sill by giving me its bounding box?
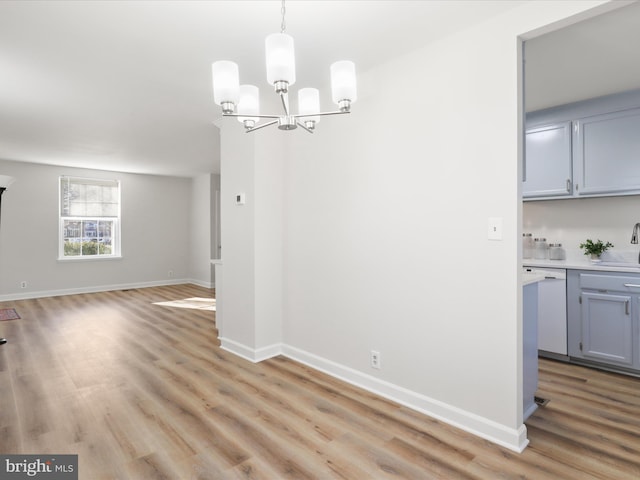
[57,255,123,263]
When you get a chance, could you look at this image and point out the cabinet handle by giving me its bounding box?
[623,283,640,288]
[626,300,630,315]
[566,179,571,192]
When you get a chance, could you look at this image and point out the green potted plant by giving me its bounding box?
[579,239,613,260]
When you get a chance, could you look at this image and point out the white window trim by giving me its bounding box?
[58,176,122,261]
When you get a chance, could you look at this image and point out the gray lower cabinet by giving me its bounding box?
[567,270,640,373]
[579,292,633,366]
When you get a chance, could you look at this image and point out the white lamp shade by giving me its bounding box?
[212,61,240,105]
[237,85,260,123]
[298,88,320,123]
[265,33,296,85]
[330,61,357,104]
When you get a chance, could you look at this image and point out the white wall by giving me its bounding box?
[211,173,221,262]
[0,158,206,299]
[524,196,640,262]
[218,124,285,358]
[219,125,257,350]
[283,17,527,448]
[254,135,284,352]
[218,0,614,452]
[190,173,214,287]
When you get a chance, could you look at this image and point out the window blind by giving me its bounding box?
[60,177,120,217]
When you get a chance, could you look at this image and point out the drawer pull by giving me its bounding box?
[623,283,640,288]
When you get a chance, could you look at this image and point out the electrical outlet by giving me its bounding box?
[168,270,174,278]
[20,281,27,289]
[370,350,381,369]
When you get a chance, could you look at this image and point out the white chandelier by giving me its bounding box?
[211,0,357,133]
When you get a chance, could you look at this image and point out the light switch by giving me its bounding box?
[488,217,503,240]
[235,193,246,205]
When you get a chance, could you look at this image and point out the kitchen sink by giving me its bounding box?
[595,261,640,268]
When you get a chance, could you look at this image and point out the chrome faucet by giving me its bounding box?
[632,223,640,262]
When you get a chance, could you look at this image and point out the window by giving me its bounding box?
[59,176,121,259]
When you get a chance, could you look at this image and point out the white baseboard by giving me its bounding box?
[219,337,281,363]
[186,278,214,289]
[0,278,204,302]
[280,344,528,452]
[217,339,529,453]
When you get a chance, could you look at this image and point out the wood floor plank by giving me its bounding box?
[206,404,323,480]
[125,452,181,480]
[383,436,480,480]
[2,285,640,479]
[326,432,432,479]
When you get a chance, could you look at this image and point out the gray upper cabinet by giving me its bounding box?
[524,89,640,201]
[523,122,572,198]
[574,108,640,196]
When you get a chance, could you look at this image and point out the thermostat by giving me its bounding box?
[235,193,246,205]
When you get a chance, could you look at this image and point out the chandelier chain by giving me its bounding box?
[280,0,286,33]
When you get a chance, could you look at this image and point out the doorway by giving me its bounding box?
[521,0,640,417]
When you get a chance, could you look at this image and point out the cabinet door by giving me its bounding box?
[574,108,640,195]
[580,292,633,366]
[523,122,573,198]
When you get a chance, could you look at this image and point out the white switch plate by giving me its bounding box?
[235,193,246,205]
[488,217,503,240]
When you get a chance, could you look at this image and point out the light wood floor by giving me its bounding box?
[1,284,639,479]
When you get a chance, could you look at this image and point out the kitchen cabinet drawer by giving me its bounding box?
[579,273,640,292]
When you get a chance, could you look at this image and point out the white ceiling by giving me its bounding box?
[0,0,526,176]
[525,0,640,112]
[0,1,638,177]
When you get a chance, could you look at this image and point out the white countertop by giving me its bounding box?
[524,257,640,273]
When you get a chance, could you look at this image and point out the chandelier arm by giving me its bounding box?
[245,120,279,133]
[295,110,351,118]
[296,122,315,134]
[223,113,282,119]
